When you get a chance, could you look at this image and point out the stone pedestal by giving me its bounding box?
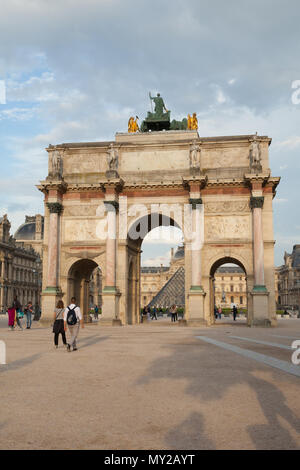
[250,286,271,327]
[187,287,207,326]
[40,287,61,325]
[100,287,121,326]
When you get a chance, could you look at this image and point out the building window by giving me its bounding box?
[230,285,234,292]
[231,296,234,303]
[240,296,243,304]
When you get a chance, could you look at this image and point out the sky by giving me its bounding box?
[0,0,299,267]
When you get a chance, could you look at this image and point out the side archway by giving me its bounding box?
[208,256,250,325]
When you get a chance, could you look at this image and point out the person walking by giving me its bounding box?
[7,306,15,330]
[13,296,23,330]
[170,304,177,322]
[64,297,84,352]
[233,305,238,321]
[218,306,222,319]
[94,305,99,320]
[214,305,218,320]
[151,306,158,320]
[24,301,33,329]
[53,300,67,349]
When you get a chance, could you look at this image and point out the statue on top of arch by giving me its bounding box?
[136,92,199,133]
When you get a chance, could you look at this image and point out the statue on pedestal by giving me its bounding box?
[249,135,262,172]
[106,144,119,178]
[48,148,63,179]
[189,140,201,169]
[128,116,139,133]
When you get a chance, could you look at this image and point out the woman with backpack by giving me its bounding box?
[53,300,67,349]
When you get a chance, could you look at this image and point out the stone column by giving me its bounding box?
[46,202,63,290]
[251,196,265,287]
[101,200,121,325]
[250,196,270,326]
[105,203,117,288]
[41,202,63,324]
[186,197,206,326]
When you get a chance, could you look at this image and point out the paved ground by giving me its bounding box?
[0,314,299,450]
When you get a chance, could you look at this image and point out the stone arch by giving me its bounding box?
[66,258,103,321]
[207,254,251,325]
[125,212,184,325]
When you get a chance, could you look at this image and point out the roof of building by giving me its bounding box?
[15,222,36,241]
[14,216,44,241]
[291,245,300,268]
[141,266,169,273]
[216,266,244,274]
[173,245,184,260]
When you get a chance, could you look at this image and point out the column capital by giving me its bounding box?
[102,178,124,194]
[182,176,207,191]
[46,202,63,214]
[250,196,264,209]
[37,180,67,196]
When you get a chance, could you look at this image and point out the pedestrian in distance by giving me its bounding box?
[218,306,222,319]
[233,305,238,321]
[170,304,177,322]
[94,305,99,320]
[64,297,84,352]
[7,305,15,330]
[13,296,23,330]
[214,305,218,320]
[53,300,67,349]
[151,306,158,320]
[24,301,33,329]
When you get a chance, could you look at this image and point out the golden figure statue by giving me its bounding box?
[191,112,198,130]
[187,114,192,130]
[128,116,139,133]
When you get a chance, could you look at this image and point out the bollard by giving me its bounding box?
[0,340,6,365]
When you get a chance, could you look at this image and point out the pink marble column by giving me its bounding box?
[251,197,265,286]
[190,198,203,288]
[105,202,117,288]
[46,203,62,289]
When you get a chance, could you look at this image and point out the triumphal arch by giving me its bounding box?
[38,94,280,327]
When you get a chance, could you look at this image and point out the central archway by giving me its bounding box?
[126,213,183,325]
[67,259,103,322]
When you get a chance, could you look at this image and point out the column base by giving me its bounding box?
[40,287,62,325]
[250,286,271,327]
[187,286,206,324]
[185,318,208,327]
[101,287,121,325]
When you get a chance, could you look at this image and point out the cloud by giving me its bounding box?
[273,198,288,204]
[275,136,300,150]
[0,0,300,266]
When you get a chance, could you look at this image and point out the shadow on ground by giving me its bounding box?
[136,339,300,449]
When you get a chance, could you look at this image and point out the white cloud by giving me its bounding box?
[273,198,288,204]
[143,227,183,245]
[275,136,300,150]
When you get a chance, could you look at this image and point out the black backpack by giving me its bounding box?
[67,306,78,325]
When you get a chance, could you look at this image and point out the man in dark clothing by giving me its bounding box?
[233,305,238,321]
